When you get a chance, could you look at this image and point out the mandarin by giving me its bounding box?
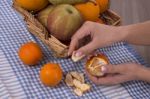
[86,54,109,77]
[16,0,49,11]
[96,0,109,13]
[40,63,63,86]
[18,42,43,65]
[75,1,100,21]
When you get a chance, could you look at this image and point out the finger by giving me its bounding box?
[76,40,98,55]
[68,38,78,56]
[97,74,132,85]
[101,64,126,74]
[68,23,91,56]
[87,50,97,59]
[85,68,99,85]
[85,66,131,85]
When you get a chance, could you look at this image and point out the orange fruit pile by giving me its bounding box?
[74,0,109,22]
[18,42,43,65]
[16,0,49,11]
[40,63,63,86]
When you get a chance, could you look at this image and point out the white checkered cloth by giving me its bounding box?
[0,0,150,99]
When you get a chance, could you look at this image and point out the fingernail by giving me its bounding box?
[101,66,107,73]
[67,52,70,56]
[75,51,83,57]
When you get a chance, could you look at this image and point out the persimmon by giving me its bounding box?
[18,42,43,65]
[40,63,63,86]
[75,1,100,21]
[16,0,49,11]
[96,0,109,13]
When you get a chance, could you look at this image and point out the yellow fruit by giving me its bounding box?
[40,63,63,86]
[37,5,54,27]
[47,4,83,41]
[18,42,43,65]
[75,2,100,21]
[16,0,49,11]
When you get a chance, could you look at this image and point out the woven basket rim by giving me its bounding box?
[12,0,121,58]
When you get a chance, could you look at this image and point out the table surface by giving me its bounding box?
[0,0,150,99]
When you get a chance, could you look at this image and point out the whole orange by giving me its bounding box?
[75,2,100,22]
[40,63,63,86]
[16,0,49,11]
[18,42,43,65]
[96,0,109,13]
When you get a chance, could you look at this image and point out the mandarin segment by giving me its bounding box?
[65,73,74,87]
[65,71,91,96]
[74,88,83,96]
[70,71,82,82]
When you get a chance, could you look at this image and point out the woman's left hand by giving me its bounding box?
[85,63,148,85]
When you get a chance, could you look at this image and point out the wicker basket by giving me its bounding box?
[12,0,121,58]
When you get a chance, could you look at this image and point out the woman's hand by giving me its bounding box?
[68,21,150,57]
[85,63,150,85]
[68,21,127,56]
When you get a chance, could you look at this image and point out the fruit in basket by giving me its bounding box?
[18,42,43,65]
[37,5,54,27]
[48,0,88,5]
[47,4,83,41]
[75,1,100,21]
[86,54,109,77]
[96,0,109,13]
[16,0,49,11]
[40,63,63,86]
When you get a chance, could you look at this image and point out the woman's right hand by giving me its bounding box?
[68,21,127,57]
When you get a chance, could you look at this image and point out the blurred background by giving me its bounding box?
[110,0,150,64]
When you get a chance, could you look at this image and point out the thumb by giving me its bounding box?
[75,40,97,57]
[101,65,126,74]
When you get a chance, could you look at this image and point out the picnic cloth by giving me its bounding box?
[0,0,150,99]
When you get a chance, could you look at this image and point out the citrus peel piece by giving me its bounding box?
[65,71,91,96]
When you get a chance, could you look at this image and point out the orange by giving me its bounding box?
[18,42,43,65]
[40,63,63,86]
[16,0,49,11]
[75,1,100,22]
[86,53,109,77]
[96,0,109,13]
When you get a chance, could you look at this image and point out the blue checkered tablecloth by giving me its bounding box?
[0,0,150,99]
